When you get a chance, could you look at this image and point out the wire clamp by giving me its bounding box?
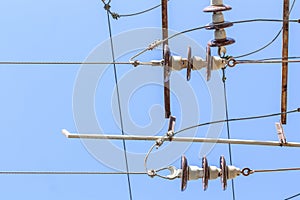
[147,169,156,178]
[275,121,287,145]
[148,40,162,50]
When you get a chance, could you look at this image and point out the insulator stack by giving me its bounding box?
[203,0,235,47]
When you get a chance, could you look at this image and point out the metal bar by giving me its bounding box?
[62,129,300,148]
[281,0,290,124]
[162,0,171,118]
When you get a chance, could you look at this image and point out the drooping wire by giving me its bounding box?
[101,0,169,19]
[285,193,300,200]
[233,0,297,59]
[174,109,299,136]
[106,8,133,200]
[222,67,235,200]
[130,18,300,61]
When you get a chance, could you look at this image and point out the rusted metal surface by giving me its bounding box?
[162,0,171,118]
[281,0,289,124]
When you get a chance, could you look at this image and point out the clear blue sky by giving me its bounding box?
[0,0,300,199]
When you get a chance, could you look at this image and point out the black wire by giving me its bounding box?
[102,0,169,19]
[285,193,300,200]
[233,0,297,59]
[106,11,133,200]
[119,0,170,18]
[222,68,236,200]
[174,109,299,136]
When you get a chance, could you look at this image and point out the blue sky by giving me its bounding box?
[0,0,300,199]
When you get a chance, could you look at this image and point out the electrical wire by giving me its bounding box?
[285,193,300,200]
[101,0,169,19]
[130,18,300,61]
[106,9,133,200]
[0,61,154,66]
[0,171,147,175]
[233,0,297,58]
[222,68,235,200]
[174,108,299,136]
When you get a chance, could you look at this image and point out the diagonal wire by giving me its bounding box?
[106,9,133,200]
[285,193,300,200]
[234,0,297,58]
[222,68,236,200]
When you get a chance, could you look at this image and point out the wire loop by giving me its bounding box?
[241,168,253,176]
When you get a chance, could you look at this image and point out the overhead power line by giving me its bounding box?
[101,0,170,19]
[0,171,147,175]
[106,7,133,200]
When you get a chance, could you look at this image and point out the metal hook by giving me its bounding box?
[166,166,181,180]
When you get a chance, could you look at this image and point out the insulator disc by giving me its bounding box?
[186,46,192,81]
[202,156,209,191]
[206,45,212,81]
[220,155,228,190]
[205,21,233,30]
[181,155,189,191]
[208,37,235,47]
[203,4,232,12]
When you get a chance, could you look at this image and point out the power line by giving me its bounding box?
[0,61,153,65]
[174,108,299,135]
[222,68,236,200]
[106,6,133,200]
[285,193,300,200]
[233,0,297,58]
[101,0,169,19]
[0,171,147,175]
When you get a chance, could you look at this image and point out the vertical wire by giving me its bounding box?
[222,68,236,200]
[106,11,133,200]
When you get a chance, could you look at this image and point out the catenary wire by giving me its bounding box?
[233,0,297,58]
[106,10,133,200]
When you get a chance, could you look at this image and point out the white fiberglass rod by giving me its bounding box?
[62,129,300,148]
